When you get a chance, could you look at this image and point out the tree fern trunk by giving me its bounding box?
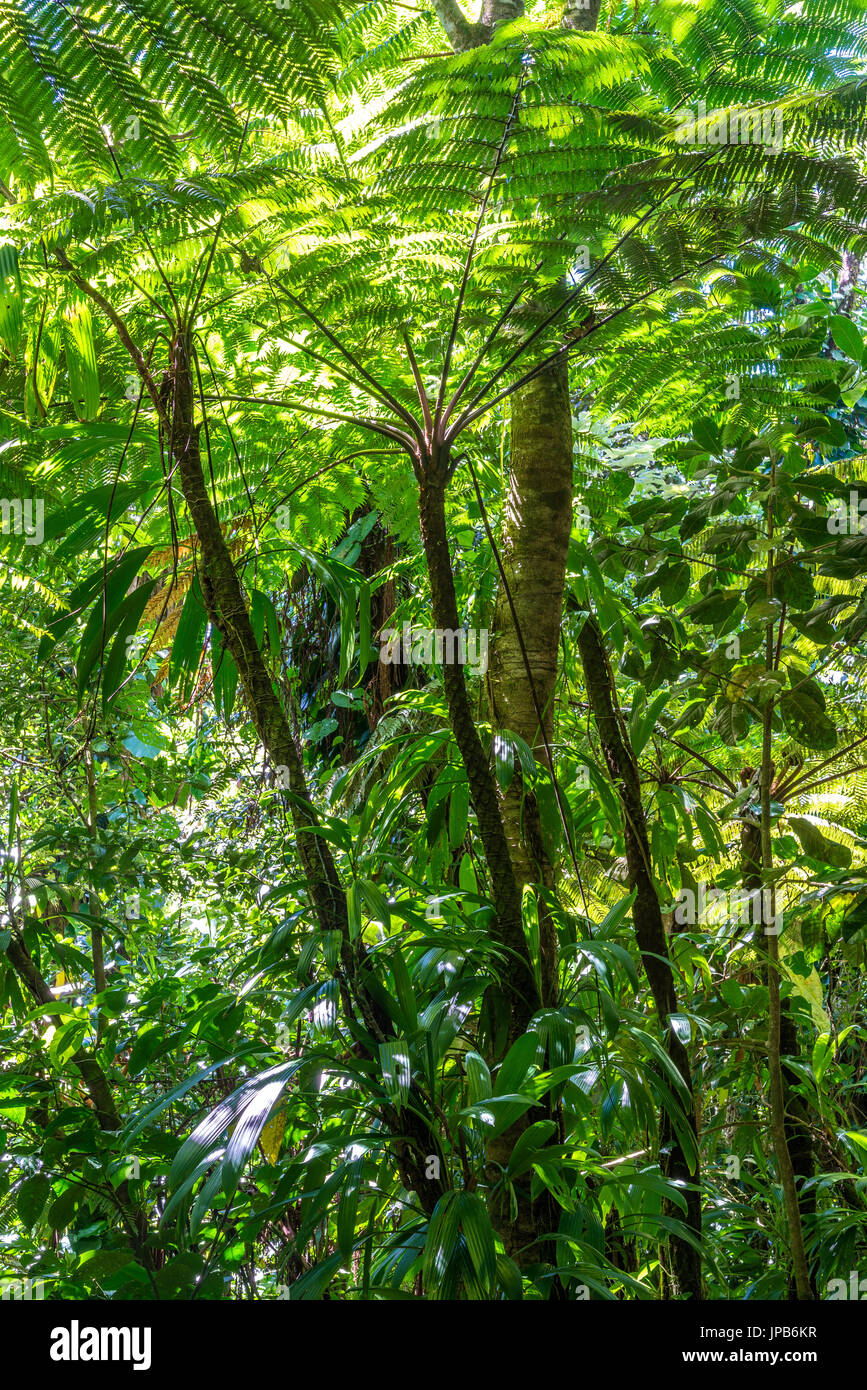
[418,466,539,1032]
[742,810,816,1295]
[757,497,814,1301]
[169,332,445,1215]
[416,462,573,1277]
[577,612,703,1300]
[779,1004,817,1295]
[426,0,619,1283]
[170,335,350,944]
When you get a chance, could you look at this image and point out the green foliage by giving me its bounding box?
[1,0,867,1305]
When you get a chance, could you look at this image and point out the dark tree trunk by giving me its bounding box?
[169,332,445,1215]
[418,465,539,1032]
[577,613,702,1300]
[424,0,620,1284]
[742,813,815,1295]
[6,929,155,1265]
[7,932,121,1130]
[417,460,572,1274]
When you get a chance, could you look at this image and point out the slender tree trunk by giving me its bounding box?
[779,1003,817,1292]
[171,335,350,954]
[168,331,445,1215]
[418,465,539,1033]
[418,460,570,1275]
[577,613,702,1299]
[6,929,155,1266]
[742,810,816,1295]
[761,711,813,1299]
[8,932,120,1129]
[760,509,814,1300]
[85,747,107,1044]
[425,1,625,1280]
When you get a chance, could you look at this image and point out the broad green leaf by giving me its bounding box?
[63,298,100,421]
[830,314,863,360]
[0,243,22,357]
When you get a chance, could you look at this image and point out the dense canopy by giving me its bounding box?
[1,0,867,1306]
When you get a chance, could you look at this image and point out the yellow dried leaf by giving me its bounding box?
[260,1106,287,1164]
[147,540,195,569]
[152,609,183,651]
[143,570,193,621]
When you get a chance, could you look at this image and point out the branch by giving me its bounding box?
[245,448,402,560]
[402,326,433,434]
[661,734,738,795]
[270,276,423,441]
[434,74,524,427]
[786,762,867,800]
[451,247,727,434]
[448,153,718,435]
[430,0,486,50]
[778,731,867,800]
[6,932,121,1131]
[186,118,249,326]
[200,393,416,451]
[53,249,169,430]
[441,269,538,428]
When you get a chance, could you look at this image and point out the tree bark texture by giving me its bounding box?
[169,332,445,1216]
[488,357,573,1009]
[577,613,702,1299]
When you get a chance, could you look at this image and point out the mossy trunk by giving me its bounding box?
[169,331,444,1215]
[742,815,815,1296]
[488,358,573,1009]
